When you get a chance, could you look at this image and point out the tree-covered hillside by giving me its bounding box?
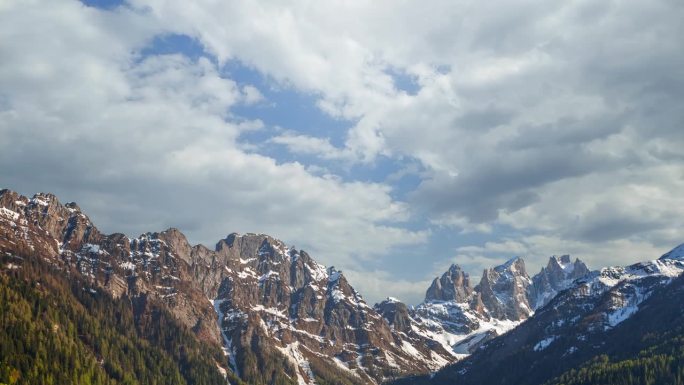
[545,326,684,385]
[0,254,243,385]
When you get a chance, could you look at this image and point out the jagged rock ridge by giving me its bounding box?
[378,255,592,357]
[0,189,452,385]
[397,246,684,385]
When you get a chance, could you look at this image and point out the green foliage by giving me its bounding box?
[0,255,241,385]
[307,353,363,385]
[546,336,684,385]
[237,333,297,385]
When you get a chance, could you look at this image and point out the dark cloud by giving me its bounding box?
[566,203,667,243]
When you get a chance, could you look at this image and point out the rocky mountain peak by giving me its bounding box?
[545,255,589,279]
[476,257,532,321]
[529,255,591,310]
[374,298,412,333]
[64,200,81,209]
[548,254,571,269]
[156,227,192,264]
[425,263,473,302]
[214,232,287,263]
[493,256,528,275]
[660,243,684,261]
[1,188,457,385]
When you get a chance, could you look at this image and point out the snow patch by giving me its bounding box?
[533,336,558,351]
[276,342,315,385]
[120,261,136,270]
[306,262,328,281]
[82,243,106,255]
[31,197,49,206]
[211,299,239,376]
[604,283,652,329]
[400,340,425,360]
[5,263,20,270]
[565,346,578,355]
[0,207,19,221]
[258,270,280,282]
[252,305,288,318]
[661,243,684,261]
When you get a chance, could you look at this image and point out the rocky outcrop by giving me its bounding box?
[379,255,592,358]
[425,264,473,302]
[374,298,413,334]
[204,234,454,384]
[402,252,684,385]
[528,255,591,309]
[401,258,534,355]
[477,257,532,320]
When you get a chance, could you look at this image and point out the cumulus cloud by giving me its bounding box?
[0,0,427,292]
[1,0,683,303]
[270,132,356,162]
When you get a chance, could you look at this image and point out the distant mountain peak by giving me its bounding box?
[660,243,684,261]
[549,254,572,268]
[497,255,526,269]
[425,262,473,302]
[529,255,591,310]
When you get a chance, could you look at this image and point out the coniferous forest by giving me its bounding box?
[0,255,243,385]
[545,338,684,385]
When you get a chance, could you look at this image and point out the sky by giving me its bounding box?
[1,0,683,305]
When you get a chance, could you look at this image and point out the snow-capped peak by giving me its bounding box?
[660,243,684,261]
[550,255,574,274]
[494,256,525,274]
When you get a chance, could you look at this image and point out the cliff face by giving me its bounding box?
[392,255,684,385]
[381,255,591,357]
[0,189,452,385]
[425,264,473,302]
[528,255,591,309]
[0,190,222,344]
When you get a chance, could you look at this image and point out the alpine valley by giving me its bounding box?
[2,189,684,385]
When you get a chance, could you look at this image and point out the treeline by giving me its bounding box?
[546,331,684,385]
[0,255,244,385]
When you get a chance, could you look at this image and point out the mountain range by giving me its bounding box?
[1,188,683,385]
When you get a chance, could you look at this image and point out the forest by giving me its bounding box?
[0,254,244,385]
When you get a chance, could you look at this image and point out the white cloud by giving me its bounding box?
[454,234,673,279]
[270,132,356,162]
[241,85,264,105]
[2,0,683,304]
[0,0,427,288]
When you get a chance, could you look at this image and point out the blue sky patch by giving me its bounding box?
[386,67,421,95]
[140,34,209,63]
[80,0,124,10]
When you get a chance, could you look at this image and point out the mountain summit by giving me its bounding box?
[3,188,683,385]
[377,254,592,357]
[0,189,451,385]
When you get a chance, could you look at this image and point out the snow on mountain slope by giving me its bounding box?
[529,255,591,309]
[660,242,684,261]
[391,245,684,385]
[0,189,452,385]
[379,255,592,359]
[207,233,455,384]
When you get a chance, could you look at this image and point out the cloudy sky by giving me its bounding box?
[1,0,683,304]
